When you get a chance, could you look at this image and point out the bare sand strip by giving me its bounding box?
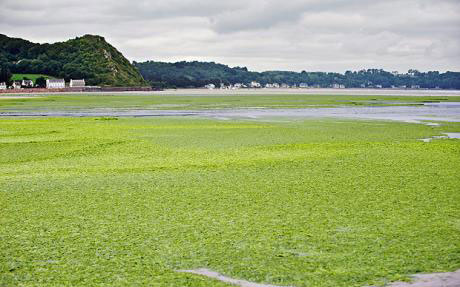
[0,96,42,99]
[177,268,293,287]
[1,88,460,97]
[158,88,460,97]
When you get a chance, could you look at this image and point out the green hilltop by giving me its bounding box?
[0,34,147,86]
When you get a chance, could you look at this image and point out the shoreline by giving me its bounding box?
[1,88,460,97]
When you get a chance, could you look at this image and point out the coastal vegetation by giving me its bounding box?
[0,34,146,86]
[135,61,460,89]
[1,33,459,90]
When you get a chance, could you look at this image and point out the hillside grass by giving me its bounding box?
[1,116,459,287]
[11,74,54,83]
[1,93,460,111]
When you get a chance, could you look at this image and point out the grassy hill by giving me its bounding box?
[0,34,147,86]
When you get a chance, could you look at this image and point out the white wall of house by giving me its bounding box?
[13,82,22,89]
[46,79,65,89]
[70,79,85,87]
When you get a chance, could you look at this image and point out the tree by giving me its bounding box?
[0,65,12,84]
[36,77,46,88]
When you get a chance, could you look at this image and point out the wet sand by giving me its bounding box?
[1,88,460,97]
[2,103,460,125]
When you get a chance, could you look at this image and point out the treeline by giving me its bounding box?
[0,34,146,86]
[135,61,460,89]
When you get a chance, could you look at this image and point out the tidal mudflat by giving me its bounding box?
[1,93,459,287]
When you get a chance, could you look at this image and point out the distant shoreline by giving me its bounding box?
[1,88,460,97]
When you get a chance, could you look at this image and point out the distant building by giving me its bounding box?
[332,84,345,89]
[250,81,261,88]
[233,83,244,89]
[299,83,309,88]
[21,79,34,88]
[205,83,215,89]
[12,81,22,89]
[265,83,280,88]
[281,83,289,88]
[70,79,85,87]
[46,79,65,89]
[0,82,6,90]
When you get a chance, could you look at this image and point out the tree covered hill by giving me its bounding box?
[135,60,460,89]
[0,34,147,86]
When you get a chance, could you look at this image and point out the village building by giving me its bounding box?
[21,79,34,88]
[12,81,22,89]
[0,82,7,90]
[46,79,65,89]
[205,83,215,89]
[250,81,261,88]
[70,79,85,87]
[299,83,309,88]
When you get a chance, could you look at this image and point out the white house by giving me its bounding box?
[299,83,309,88]
[250,81,261,88]
[332,84,345,89]
[70,79,85,87]
[205,83,215,89]
[46,79,65,89]
[22,79,34,88]
[0,82,6,90]
[12,81,22,89]
[281,83,289,88]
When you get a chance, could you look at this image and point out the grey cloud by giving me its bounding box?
[0,0,459,72]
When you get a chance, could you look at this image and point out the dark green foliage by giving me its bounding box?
[0,34,147,87]
[134,61,254,88]
[35,76,46,88]
[0,63,12,84]
[135,61,460,89]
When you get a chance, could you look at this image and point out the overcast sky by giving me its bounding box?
[1,0,459,72]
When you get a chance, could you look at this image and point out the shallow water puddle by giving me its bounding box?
[177,268,293,287]
[420,132,460,142]
[371,269,460,287]
[444,132,460,139]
